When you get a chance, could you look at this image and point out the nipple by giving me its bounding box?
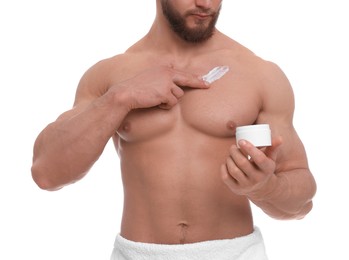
[122,122,131,132]
[202,66,230,84]
[226,120,237,133]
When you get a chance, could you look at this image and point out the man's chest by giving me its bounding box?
[117,73,261,142]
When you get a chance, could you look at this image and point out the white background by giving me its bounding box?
[1,0,348,259]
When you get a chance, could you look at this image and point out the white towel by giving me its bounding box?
[110,227,268,260]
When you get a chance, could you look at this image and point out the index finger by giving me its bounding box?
[172,72,210,89]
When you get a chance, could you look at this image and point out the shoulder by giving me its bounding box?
[76,36,154,98]
[81,53,134,82]
[74,53,135,104]
[259,60,295,115]
[225,36,295,115]
[216,32,285,74]
[219,34,296,120]
[219,35,293,102]
[251,57,295,126]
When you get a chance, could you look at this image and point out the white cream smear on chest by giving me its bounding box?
[202,66,230,84]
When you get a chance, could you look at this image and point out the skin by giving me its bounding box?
[31,0,316,244]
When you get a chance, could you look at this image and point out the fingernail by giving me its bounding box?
[239,140,247,146]
[203,80,210,87]
[198,76,210,87]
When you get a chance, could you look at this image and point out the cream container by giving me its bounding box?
[236,124,272,148]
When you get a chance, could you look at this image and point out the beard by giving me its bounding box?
[161,0,221,43]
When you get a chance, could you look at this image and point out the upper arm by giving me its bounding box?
[56,58,113,121]
[256,61,309,173]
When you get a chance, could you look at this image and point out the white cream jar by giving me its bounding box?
[236,124,272,148]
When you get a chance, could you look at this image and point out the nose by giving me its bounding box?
[195,0,213,9]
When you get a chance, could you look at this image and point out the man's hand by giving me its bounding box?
[112,66,210,111]
[221,137,282,201]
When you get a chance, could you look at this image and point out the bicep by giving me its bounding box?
[257,62,309,172]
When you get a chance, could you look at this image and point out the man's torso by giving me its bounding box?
[109,40,265,244]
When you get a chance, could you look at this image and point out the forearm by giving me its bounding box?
[248,168,316,220]
[31,91,129,190]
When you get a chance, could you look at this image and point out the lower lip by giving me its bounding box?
[192,14,211,20]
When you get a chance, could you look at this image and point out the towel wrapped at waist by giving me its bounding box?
[110,226,268,260]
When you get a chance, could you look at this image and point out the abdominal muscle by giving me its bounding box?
[114,111,254,244]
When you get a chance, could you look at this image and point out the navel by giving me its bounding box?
[177,222,189,244]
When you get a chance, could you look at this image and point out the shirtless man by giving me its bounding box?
[31,1,316,259]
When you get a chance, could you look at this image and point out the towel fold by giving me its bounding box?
[110,227,268,260]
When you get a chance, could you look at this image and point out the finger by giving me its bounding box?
[171,87,185,99]
[238,140,272,173]
[226,148,247,177]
[158,95,178,110]
[221,164,249,196]
[230,143,255,177]
[172,72,210,89]
[158,103,171,110]
[226,157,249,184]
[221,164,238,189]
